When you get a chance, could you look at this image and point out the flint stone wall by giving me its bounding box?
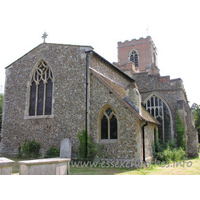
[1,44,92,157]
[1,43,157,162]
[133,72,199,157]
[90,74,154,161]
[90,54,133,89]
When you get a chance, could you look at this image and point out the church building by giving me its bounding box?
[0,36,198,161]
[114,36,198,157]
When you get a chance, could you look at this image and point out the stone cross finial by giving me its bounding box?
[42,32,48,43]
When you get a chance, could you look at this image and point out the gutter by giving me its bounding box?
[85,51,90,160]
[142,122,148,163]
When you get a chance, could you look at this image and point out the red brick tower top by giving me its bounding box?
[115,36,160,75]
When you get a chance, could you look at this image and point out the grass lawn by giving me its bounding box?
[9,155,200,175]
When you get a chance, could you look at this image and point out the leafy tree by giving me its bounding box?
[0,94,4,141]
[191,103,198,111]
[194,105,200,142]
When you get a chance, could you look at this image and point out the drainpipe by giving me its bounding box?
[142,122,148,163]
[85,51,90,160]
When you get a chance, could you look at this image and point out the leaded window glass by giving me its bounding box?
[145,95,172,142]
[130,50,139,68]
[101,108,117,140]
[101,115,108,139]
[29,60,53,116]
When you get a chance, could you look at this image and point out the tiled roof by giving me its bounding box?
[90,68,160,125]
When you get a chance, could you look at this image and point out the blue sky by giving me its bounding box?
[0,0,200,105]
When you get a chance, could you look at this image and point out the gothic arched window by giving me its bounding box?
[145,95,172,143]
[100,107,117,139]
[29,60,53,116]
[130,50,139,68]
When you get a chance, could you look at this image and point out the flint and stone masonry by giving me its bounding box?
[0,43,157,162]
[114,36,199,158]
[0,36,198,161]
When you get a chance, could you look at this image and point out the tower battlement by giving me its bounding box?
[118,36,152,46]
[115,36,159,75]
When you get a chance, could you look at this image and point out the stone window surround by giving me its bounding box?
[128,49,139,68]
[97,104,120,144]
[24,58,55,120]
[143,92,174,141]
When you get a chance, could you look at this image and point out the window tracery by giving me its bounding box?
[100,107,117,140]
[29,60,53,116]
[145,95,172,142]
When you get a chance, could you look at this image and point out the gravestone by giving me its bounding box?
[60,138,72,158]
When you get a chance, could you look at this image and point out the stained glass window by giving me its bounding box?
[29,82,36,116]
[45,80,53,115]
[145,95,172,142]
[29,60,53,116]
[101,116,108,139]
[37,82,44,115]
[110,115,117,139]
[106,108,112,117]
[101,107,118,140]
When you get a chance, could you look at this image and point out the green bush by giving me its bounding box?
[45,146,60,158]
[152,112,187,163]
[171,147,186,161]
[194,105,200,142]
[153,143,186,162]
[176,113,186,150]
[18,139,42,158]
[77,129,104,161]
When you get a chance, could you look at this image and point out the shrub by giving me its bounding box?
[171,147,186,161]
[153,139,186,163]
[153,145,186,163]
[18,139,42,158]
[194,105,200,142]
[45,146,60,158]
[176,113,186,150]
[77,129,104,161]
[162,146,172,163]
[152,113,187,163]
